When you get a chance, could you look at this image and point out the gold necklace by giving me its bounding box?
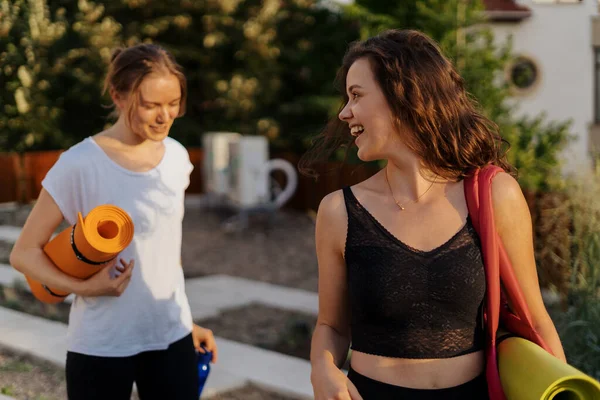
[384,167,437,211]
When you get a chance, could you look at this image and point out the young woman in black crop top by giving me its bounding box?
[300,30,566,400]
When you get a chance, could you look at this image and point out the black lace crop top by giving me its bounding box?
[343,187,486,359]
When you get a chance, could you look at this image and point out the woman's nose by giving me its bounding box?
[157,107,169,123]
[338,102,352,121]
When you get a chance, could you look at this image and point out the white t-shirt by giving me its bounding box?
[42,136,194,357]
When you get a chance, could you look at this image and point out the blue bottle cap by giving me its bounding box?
[197,347,213,364]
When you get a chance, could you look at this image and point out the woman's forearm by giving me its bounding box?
[310,323,351,370]
[537,316,567,363]
[10,247,82,294]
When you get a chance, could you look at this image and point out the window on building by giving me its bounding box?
[508,57,539,91]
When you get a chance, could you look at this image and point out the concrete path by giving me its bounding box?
[0,226,22,244]
[185,274,317,319]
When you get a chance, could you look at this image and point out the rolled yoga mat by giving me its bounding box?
[27,205,134,304]
[499,337,600,400]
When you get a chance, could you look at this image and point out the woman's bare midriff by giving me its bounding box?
[350,350,485,389]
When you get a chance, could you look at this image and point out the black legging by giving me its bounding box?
[348,366,489,400]
[66,333,198,400]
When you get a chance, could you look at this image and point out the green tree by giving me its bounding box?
[0,0,121,152]
[0,0,67,152]
[47,0,122,146]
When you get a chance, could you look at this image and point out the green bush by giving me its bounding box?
[566,165,600,302]
[506,114,574,192]
[550,298,600,380]
[547,165,600,380]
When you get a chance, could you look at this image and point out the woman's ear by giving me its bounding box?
[110,87,127,112]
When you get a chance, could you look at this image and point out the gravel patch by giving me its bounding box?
[197,303,316,361]
[181,207,318,292]
[196,303,351,370]
[0,285,70,324]
[207,384,304,400]
[0,345,67,400]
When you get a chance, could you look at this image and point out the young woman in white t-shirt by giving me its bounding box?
[10,43,218,400]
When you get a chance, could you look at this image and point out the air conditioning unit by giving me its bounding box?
[202,132,241,196]
[227,136,270,208]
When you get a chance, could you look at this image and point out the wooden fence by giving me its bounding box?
[0,154,20,204]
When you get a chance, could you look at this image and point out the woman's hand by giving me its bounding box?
[75,258,134,297]
[311,361,363,400]
[192,324,218,363]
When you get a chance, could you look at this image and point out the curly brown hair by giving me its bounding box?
[299,29,514,181]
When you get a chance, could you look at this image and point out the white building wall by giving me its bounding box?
[490,0,598,172]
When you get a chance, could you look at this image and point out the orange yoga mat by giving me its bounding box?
[27,205,134,304]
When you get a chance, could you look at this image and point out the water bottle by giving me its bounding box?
[197,346,212,398]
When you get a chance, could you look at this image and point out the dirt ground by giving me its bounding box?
[180,206,318,292]
[0,346,67,400]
